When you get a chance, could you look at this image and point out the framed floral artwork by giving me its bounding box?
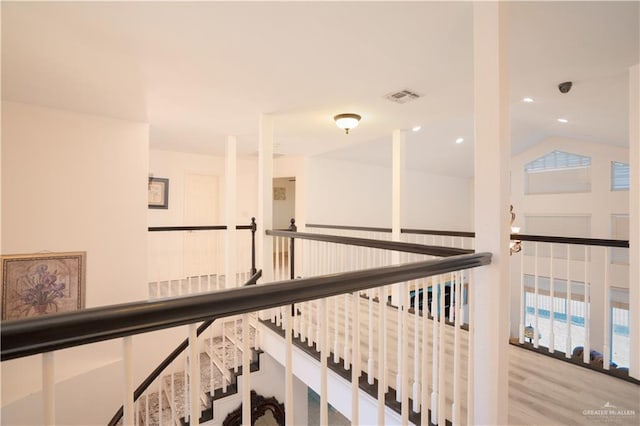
[148,177,169,209]
[1,252,86,320]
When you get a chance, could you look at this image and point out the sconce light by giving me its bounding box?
[334,113,361,134]
[510,204,522,255]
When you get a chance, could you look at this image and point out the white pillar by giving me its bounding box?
[391,129,406,400]
[258,114,274,285]
[391,130,406,305]
[472,2,510,424]
[629,64,639,379]
[225,136,237,289]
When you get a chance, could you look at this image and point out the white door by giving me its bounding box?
[183,174,220,279]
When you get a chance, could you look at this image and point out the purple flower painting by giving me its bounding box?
[1,252,85,320]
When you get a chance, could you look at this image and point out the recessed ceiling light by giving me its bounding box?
[412,126,422,132]
[455,138,464,144]
[523,97,534,103]
[557,118,568,123]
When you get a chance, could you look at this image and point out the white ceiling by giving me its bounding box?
[2,1,638,177]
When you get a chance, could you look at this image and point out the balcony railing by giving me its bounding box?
[1,224,490,426]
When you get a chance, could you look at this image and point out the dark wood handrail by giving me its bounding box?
[107,269,262,426]
[306,223,392,233]
[305,223,629,248]
[267,229,473,257]
[148,225,252,232]
[1,253,490,361]
[402,228,476,238]
[514,234,629,248]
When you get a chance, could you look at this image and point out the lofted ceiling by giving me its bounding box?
[2,1,638,178]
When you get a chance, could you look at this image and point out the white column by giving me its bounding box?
[391,129,406,401]
[259,114,274,286]
[391,129,406,307]
[392,129,406,241]
[629,63,640,379]
[225,136,237,289]
[472,2,510,424]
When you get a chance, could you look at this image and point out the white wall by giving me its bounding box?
[511,136,629,238]
[306,157,392,227]
[306,156,474,230]
[1,102,150,421]
[148,150,258,227]
[404,169,474,231]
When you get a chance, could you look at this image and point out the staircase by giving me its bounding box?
[131,320,260,426]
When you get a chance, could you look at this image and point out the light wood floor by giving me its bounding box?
[280,294,639,426]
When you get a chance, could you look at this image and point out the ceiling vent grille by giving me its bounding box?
[384,89,422,104]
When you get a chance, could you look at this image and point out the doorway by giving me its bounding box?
[273,177,296,230]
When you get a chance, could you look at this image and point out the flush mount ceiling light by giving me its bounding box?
[557,118,569,123]
[412,126,422,132]
[523,97,534,103]
[334,113,361,134]
[455,137,464,144]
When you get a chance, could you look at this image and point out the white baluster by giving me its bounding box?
[566,244,572,358]
[466,272,475,426]
[221,323,227,393]
[378,285,386,426]
[584,246,590,364]
[421,278,430,419]
[334,294,340,363]
[368,285,374,384]
[401,279,410,425]
[189,324,200,424]
[209,324,215,412]
[145,383,149,425]
[437,275,447,425]
[352,291,360,425]
[123,337,134,426]
[170,371,176,425]
[549,245,555,353]
[343,289,350,368]
[603,247,611,370]
[42,352,55,426]
[534,242,540,348]
[452,272,462,426]
[519,246,525,344]
[431,278,439,425]
[158,376,163,426]
[412,281,421,413]
[396,280,405,402]
[320,298,329,426]
[284,306,294,425]
[234,318,239,373]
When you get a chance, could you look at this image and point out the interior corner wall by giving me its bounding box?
[1,101,149,420]
[148,150,258,227]
[306,157,473,230]
[403,169,474,231]
[306,157,392,227]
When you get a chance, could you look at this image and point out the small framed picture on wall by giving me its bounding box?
[148,177,169,209]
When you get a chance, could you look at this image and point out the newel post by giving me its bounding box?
[250,217,257,276]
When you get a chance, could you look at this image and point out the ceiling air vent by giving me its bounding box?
[384,89,422,104]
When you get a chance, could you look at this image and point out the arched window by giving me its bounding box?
[525,150,591,194]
